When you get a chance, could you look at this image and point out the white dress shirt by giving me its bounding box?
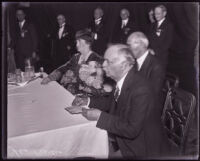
[19,20,25,29]
[95,18,102,25]
[137,50,149,71]
[157,18,165,28]
[116,72,129,96]
[121,18,129,28]
[58,23,65,39]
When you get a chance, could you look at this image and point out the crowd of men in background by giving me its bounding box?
[6,4,199,159]
[8,4,173,74]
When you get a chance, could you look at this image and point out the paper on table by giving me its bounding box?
[65,106,83,114]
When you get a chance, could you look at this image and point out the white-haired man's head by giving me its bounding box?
[103,44,134,81]
[154,5,167,22]
[127,32,149,59]
[94,7,104,20]
[120,8,130,20]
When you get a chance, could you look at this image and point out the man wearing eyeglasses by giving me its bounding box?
[72,44,164,159]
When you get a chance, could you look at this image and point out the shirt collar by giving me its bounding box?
[20,20,25,27]
[122,18,129,24]
[157,18,165,27]
[116,72,128,95]
[137,50,149,71]
[95,17,102,22]
[60,23,65,28]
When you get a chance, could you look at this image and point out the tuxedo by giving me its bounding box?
[10,20,38,70]
[148,18,174,67]
[90,68,165,159]
[52,23,76,69]
[88,17,108,56]
[112,18,139,44]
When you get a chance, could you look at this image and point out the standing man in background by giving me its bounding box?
[9,8,39,71]
[148,5,174,69]
[112,8,139,44]
[88,7,108,56]
[52,14,76,69]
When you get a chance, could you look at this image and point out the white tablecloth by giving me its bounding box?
[7,78,109,159]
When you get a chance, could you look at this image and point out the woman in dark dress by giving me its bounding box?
[41,29,112,95]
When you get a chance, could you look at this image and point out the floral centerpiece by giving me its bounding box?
[60,61,113,96]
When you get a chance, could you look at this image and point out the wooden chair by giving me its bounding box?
[161,86,196,156]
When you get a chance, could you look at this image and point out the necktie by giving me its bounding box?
[114,86,120,102]
[134,59,138,71]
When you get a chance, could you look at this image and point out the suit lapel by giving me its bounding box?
[21,21,27,30]
[140,53,151,73]
[158,19,167,30]
[117,68,135,106]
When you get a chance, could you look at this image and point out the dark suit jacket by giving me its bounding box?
[52,24,76,69]
[90,68,164,159]
[10,20,38,70]
[139,53,165,98]
[88,18,108,56]
[148,19,174,66]
[112,18,139,44]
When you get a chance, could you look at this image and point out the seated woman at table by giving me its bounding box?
[41,28,113,96]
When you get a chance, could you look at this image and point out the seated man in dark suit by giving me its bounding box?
[73,44,165,159]
[112,9,139,44]
[88,7,108,56]
[127,32,165,112]
[148,5,174,69]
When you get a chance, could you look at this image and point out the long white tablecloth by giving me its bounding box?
[7,78,109,159]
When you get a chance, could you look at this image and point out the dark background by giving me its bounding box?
[5,2,199,96]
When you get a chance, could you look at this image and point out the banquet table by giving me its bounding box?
[7,78,109,159]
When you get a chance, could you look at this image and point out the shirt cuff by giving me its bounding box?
[82,97,90,109]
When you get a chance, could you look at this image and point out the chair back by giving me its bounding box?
[161,87,196,154]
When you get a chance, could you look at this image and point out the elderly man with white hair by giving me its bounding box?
[148,4,174,68]
[127,31,165,102]
[112,8,139,44]
[72,44,165,159]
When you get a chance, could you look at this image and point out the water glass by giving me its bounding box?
[24,66,35,81]
[15,69,22,83]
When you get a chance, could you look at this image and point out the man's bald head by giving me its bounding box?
[127,32,149,59]
[120,8,130,20]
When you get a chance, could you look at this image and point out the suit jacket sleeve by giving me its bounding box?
[150,64,165,95]
[96,86,153,139]
[89,94,111,112]
[159,23,173,51]
[29,24,38,52]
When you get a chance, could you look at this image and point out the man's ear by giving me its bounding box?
[120,61,128,71]
[163,11,167,17]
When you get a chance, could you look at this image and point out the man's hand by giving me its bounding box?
[82,108,101,121]
[41,77,51,85]
[72,96,88,106]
